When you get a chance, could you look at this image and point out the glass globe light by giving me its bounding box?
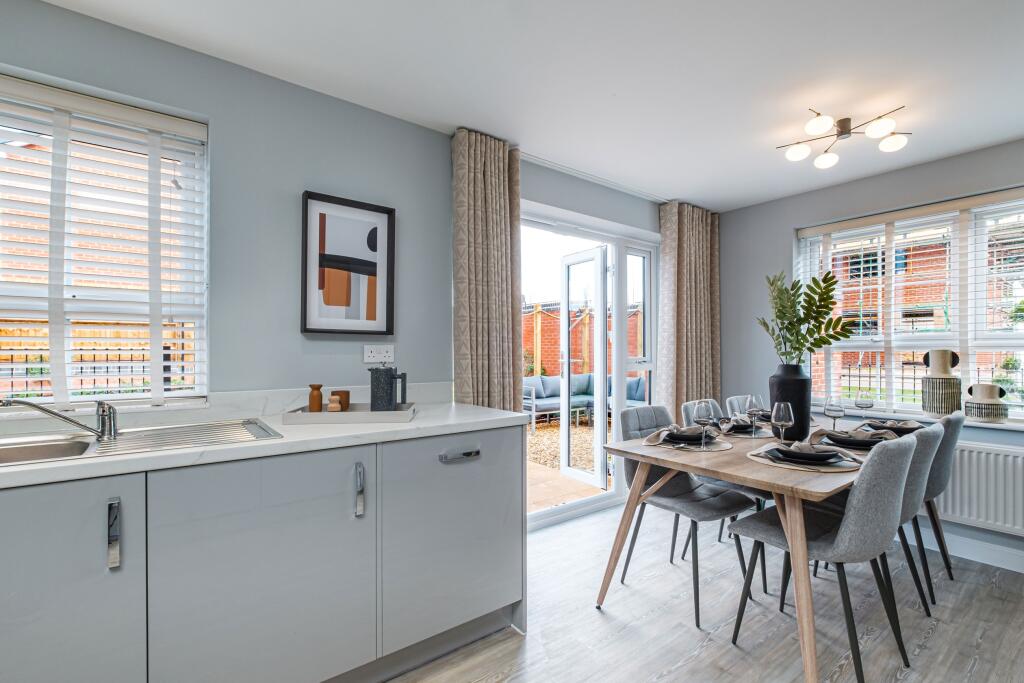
[785,143,811,161]
[805,114,834,135]
[878,133,908,152]
[813,152,839,169]
[864,116,897,139]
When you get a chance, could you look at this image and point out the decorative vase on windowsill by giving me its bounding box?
[758,271,854,441]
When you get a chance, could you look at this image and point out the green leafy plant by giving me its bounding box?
[757,271,855,365]
[1002,356,1021,371]
[1011,300,1024,324]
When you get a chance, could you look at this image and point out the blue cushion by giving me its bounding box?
[570,395,593,408]
[627,376,645,402]
[541,375,562,398]
[532,397,561,411]
[570,373,592,396]
[522,375,546,399]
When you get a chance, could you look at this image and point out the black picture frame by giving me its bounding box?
[301,190,396,335]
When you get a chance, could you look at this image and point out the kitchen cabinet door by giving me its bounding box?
[147,446,377,683]
[0,474,147,683]
[380,427,524,654]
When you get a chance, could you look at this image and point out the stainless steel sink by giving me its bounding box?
[0,418,282,467]
[0,434,92,465]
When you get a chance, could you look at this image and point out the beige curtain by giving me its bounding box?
[655,201,721,422]
[451,128,522,411]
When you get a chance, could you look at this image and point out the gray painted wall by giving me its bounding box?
[1,0,652,392]
[520,161,660,232]
[719,138,1024,448]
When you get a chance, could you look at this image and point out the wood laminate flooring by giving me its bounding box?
[395,505,1024,682]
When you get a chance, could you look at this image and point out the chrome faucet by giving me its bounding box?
[0,399,119,441]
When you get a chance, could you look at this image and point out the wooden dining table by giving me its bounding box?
[598,431,861,683]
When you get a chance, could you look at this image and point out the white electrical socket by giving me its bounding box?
[363,344,395,364]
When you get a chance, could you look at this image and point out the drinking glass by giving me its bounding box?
[771,402,795,443]
[854,390,875,410]
[693,399,714,450]
[823,396,845,431]
[744,394,763,439]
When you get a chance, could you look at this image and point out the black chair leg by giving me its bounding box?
[680,524,692,561]
[779,551,791,612]
[731,532,751,596]
[718,518,725,543]
[911,516,936,605]
[620,503,646,584]
[670,514,680,565]
[836,563,865,683]
[731,540,762,645]
[898,525,932,617]
[870,556,910,667]
[925,499,954,580]
[690,519,701,628]
[813,560,819,577]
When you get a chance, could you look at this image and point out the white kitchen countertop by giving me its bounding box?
[0,401,529,490]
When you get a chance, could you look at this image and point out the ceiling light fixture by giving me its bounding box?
[778,106,911,169]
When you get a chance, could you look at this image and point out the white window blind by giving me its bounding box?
[0,76,208,406]
[796,190,1024,417]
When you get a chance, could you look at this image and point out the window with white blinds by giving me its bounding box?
[796,188,1024,417]
[0,76,208,406]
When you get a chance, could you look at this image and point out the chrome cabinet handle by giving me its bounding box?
[354,462,365,518]
[439,449,481,464]
[107,497,121,570]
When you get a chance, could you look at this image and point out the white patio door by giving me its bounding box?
[559,247,609,489]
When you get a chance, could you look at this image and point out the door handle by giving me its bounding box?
[107,497,121,570]
[354,462,365,518]
[439,449,481,464]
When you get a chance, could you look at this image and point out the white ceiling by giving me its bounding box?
[44,0,1024,211]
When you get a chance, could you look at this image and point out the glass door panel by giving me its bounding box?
[560,247,608,489]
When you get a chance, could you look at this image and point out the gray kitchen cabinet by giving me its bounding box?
[147,446,378,683]
[380,426,524,654]
[0,474,147,683]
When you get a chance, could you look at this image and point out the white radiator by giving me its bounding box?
[934,441,1024,537]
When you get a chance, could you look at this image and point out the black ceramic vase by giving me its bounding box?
[768,363,812,441]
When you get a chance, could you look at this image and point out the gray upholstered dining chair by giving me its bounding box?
[801,422,943,617]
[724,395,749,417]
[729,436,917,683]
[679,398,725,426]
[920,411,965,587]
[679,397,771,586]
[618,405,755,628]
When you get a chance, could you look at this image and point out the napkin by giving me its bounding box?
[718,416,754,433]
[785,431,862,461]
[642,424,721,446]
[863,419,923,430]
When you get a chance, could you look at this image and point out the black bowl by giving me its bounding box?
[772,446,843,463]
[866,421,923,436]
[823,433,885,449]
[665,430,717,444]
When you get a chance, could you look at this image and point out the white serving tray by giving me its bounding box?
[282,402,417,424]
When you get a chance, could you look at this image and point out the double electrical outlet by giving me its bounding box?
[363,344,395,364]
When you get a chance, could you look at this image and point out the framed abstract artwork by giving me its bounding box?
[301,191,395,334]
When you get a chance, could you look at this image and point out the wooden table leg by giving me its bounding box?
[596,461,651,608]
[783,494,818,683]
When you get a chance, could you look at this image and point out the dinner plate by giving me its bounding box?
[720,420,754,433]
[665,431,717,444]
[823,433,884,449]
[767,448,845,466]
[866,421,922,435]
[773,446,843,463]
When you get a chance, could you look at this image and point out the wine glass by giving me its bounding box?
[771,402,795,443]
[823,396,845,431]
[693,400,714,451]
[745,394,763,439]
[854,390,875,410]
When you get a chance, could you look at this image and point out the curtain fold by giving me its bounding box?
[451,128,522,411]
[655,201,721,422]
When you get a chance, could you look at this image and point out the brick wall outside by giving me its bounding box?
[522,304,643,377]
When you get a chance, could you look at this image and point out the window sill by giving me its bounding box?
[812,406,1024,433]
[0,398,209,422]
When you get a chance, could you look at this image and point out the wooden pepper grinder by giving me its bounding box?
[308,384,323,412]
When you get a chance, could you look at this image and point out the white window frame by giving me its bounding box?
[796,186,1024,419]
[0,75,209,413]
